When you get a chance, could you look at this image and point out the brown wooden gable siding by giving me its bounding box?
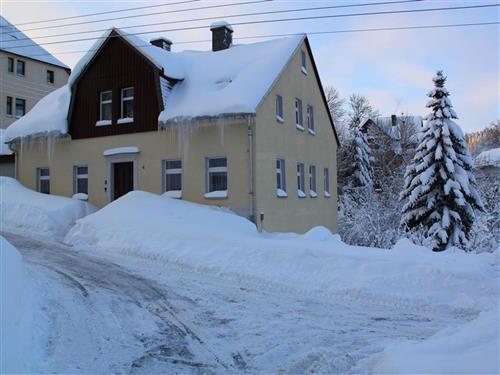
[69,33,162,139]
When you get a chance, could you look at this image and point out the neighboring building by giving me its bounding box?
[475,147,500,177]
[5,23,339,234]
[0,15,70,176]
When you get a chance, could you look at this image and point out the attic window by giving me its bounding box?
[98,90,112,125]
[300,50,307,75]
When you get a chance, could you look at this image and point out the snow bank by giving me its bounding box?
[0,177,97,238]
[475,147,500,168]
[373,309,499,374]
[4,86,71,142]
[0,236,34,373]
[66,191,499,311]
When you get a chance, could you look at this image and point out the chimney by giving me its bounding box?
[210,21,233,52]
[150,37,172,51]
[391,114,397,127]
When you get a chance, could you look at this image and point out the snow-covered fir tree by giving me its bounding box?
[352,126,373,187]
[400,71,483,251]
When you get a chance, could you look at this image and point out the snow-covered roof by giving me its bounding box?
[364,115,423,141]
[0,128,13,155]
[5,27,306,142]
[475,148,500,168]
[0,16,69,69]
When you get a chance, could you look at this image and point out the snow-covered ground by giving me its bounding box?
[0,177,96,239]
[1,187,499,373]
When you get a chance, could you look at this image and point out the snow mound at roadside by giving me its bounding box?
[66,190,499,311]
[373,309,500,374]
[1,236,34,373]
[0,177,97,238]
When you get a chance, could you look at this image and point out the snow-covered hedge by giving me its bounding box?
[0,236,34,373]
[66,191,499,311]
[0,177,97,238]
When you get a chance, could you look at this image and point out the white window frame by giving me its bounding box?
[98,90,112,125]
[275,94,284,123]
[163,159,182,198]
[276,158,287,197]
[37,167,50,194]
[295,98,304,131]
[120,87,134,122]
[309,165,317,198]
[205,156,228,198]
[7,57,14,73]
[300,50,307,75]
[16,59,25,76]
[73,165,88,195]
[15,98,25,119]
[324,167,331,197]
[297,162,305,197]
[307,104,315,135]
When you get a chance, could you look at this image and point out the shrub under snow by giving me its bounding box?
[0,177,97,238]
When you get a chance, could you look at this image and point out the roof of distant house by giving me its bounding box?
[362,115,423,141]
[475,148,500,168]
[6,27,332,143]
[0,15,69,69]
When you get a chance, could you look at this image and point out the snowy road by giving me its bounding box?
[5,232,477,374]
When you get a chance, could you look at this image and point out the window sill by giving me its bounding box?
[163,190,182,199]
[15,115,23,119]
[6,114,12,118]
[298,190,306,198]
[308,128,316,135]
[96,120,112,126]
[301,66,308,75]
[276,115,284,124]
[324,192,331,198]
[296,124,304,131]
[310,190,317,198]
[276,188,288,198]
[204,190,228,199]
[72,193,88,201]
[16,74,25,77]
[117,117,134,125]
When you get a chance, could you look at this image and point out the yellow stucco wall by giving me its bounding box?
[253,40,338,233]
[14,120,251,217]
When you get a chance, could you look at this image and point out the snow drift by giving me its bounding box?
[0,177,97,238]
[66,191,499,311]
[0,236,34,373]
[373,309,499,374]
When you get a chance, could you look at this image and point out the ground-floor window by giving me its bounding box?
[297,162,305,197]
[276,158,287,197]
[164,159,182,194]
[309,165,317,197]
[73,165,88,195]
[37,167,50,194]
[324,167,331,197]
[205,157,227,196]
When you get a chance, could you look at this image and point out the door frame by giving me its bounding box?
[105,153,139,203]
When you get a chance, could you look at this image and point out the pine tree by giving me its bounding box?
[352,126,373,187]
[400,71,483,251]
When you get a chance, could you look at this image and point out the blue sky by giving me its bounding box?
[3,0,499,132]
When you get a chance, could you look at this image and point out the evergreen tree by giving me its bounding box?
[400,71,483,251]
[352,126,373,187]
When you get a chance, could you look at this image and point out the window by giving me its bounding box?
[98,90,112,124]
[15,98,25,118]
[47,70,54,84]
[16,60,25,76]
[324,167,331,197]
[300,50,307,74]
[37,168,50,194]
[73,166,88,195]
[120,87,134,121]
[164,159,182,196]
[309,165,317,197]
[307,105,315,134]
[6,96,13,116]
[295,98,303,130]
[205,157,228,197]
[7,57,14,73]
[297,162,305,197]
[275,94,283,123]
[276,158,287,197]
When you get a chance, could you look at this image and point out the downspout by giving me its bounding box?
[246,115,256,227]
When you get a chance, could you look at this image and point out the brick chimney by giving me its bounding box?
[150,37,172,51]
[210,21,233,52]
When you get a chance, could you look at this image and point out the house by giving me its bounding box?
[0,15,70,176]
[475,148,500,177]
[5,22,339,234]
